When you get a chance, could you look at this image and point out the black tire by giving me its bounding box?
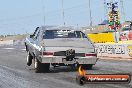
[27,52,33,66]
[71,63,80,70]
[41,63,50,72]
[76,76,86,85]
[34,58,50,73]
[81,64,93,70]
[34,58,41,73]
[25,44,28,52]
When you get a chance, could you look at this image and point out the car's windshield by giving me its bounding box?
[43,30,87,39]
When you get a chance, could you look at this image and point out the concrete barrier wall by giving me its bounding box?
[95,43,132,59]
[0,40,13,46]
[13,39,25,45]
[0,39,25,46]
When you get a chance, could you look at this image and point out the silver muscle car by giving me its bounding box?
[25,26,98,72]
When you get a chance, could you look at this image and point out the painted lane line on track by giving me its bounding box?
[1,48,26,51]
[2,48,15,50]
[21,49,26,51]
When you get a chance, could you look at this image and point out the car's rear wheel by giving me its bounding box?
[71,63,80,70]
[27,52,33,66]
[81,64,93,70]
[34,58,50,73]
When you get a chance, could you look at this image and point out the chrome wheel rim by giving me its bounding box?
[26,54,29,63]
[34,59,38,69]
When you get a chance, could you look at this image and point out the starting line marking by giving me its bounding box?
[2,48,15,50]
[21,49,26,51]
[2,48,26,51]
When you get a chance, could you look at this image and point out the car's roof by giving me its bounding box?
[40,26,81,31]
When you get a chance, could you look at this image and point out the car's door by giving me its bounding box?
[28,28,40,56]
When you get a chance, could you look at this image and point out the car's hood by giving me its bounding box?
[43,38,95,53]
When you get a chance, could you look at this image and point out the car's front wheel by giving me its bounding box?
[34,58,41,73]
[27,52,33,66]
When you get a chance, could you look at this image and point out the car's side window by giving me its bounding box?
[81,31,87,38]
[33,30,40,40]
